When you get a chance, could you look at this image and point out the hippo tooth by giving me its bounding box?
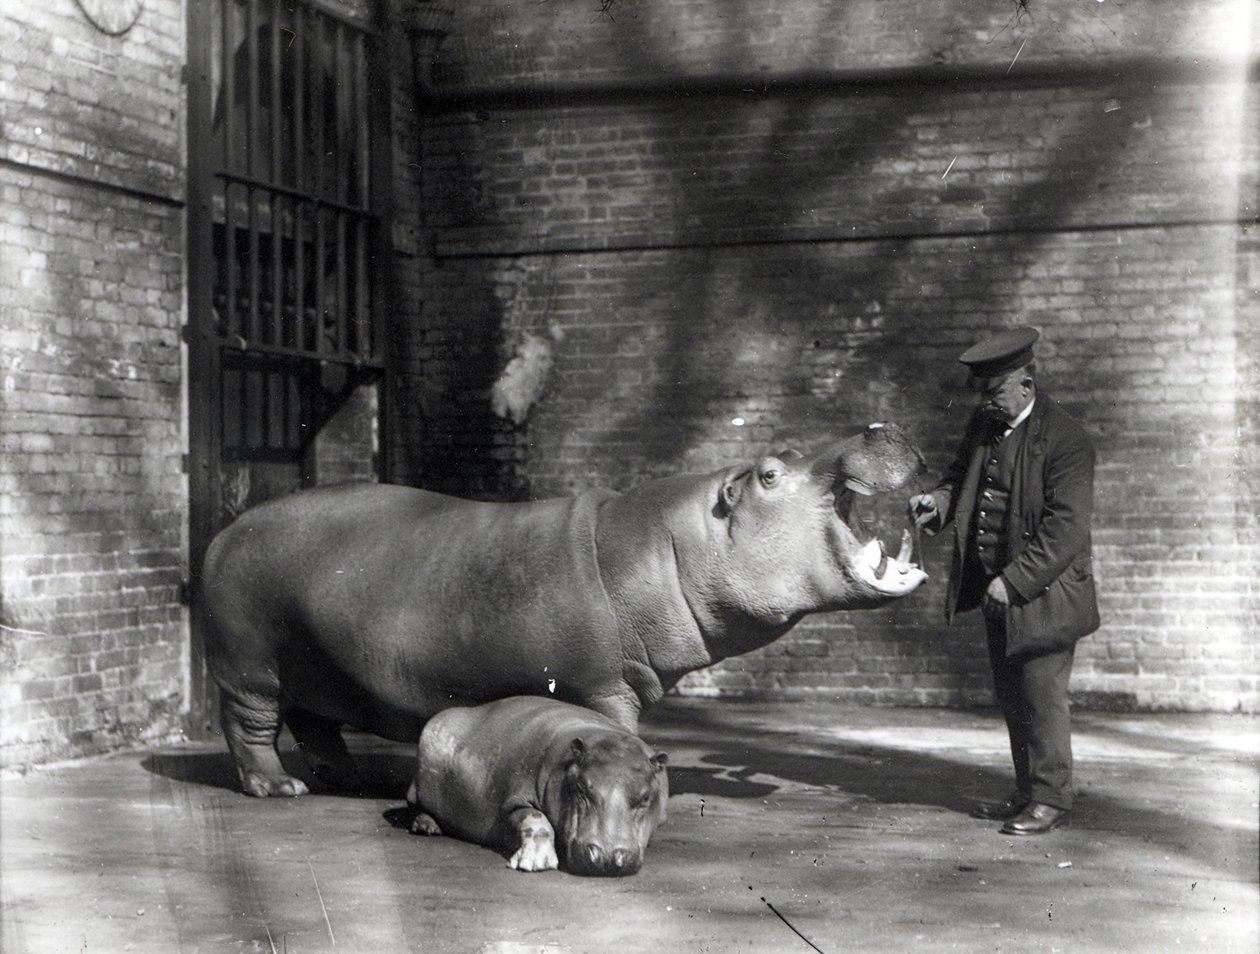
[855,538,929,594]
[859,538,883,572]
[896,528,913,565]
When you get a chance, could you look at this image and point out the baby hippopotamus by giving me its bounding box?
[407,696,668,876]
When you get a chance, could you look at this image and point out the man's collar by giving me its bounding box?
[1006,396,1036,431]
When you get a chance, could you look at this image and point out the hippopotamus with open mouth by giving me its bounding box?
[200,421,928,797]
[408,696,668,876]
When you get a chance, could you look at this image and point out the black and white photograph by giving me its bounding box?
[1,1,1257,951]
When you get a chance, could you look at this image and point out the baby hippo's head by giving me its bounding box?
[556,734,668,877]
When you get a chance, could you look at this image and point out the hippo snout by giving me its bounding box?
[570,842,641,877]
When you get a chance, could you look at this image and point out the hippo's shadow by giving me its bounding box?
[141,750,241,792]
[141,748,415,800]
[666,765,779,799]
[641,702,997,814]
[691,745,981,813]
[383,804,421,830]
[662,749,979,810]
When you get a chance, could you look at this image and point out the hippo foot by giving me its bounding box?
[240,771,309,798]
[507,809,558,872]
[410,812,443,837]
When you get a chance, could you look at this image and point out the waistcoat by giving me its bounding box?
[972,420,1025,574]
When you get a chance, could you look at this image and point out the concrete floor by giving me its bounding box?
[2,697,1257,954]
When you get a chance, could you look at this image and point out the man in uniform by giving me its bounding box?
[909,327,1100,835]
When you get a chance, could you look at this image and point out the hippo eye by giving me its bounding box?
[758,466,781,488]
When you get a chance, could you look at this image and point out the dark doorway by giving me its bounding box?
[185,0,389,733]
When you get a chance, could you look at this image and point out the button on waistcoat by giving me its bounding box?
[972,421,1023,574]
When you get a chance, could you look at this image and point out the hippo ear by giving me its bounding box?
[651,752,668,770]
[717,472,745,516]
[565,737,587,767]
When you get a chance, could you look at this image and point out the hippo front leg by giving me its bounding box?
[583,689,643,734]
[505,808,558,872]
[409,812,443,837]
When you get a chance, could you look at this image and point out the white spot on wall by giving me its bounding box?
[491,324,564,425]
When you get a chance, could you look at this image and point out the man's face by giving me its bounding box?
[972,368,1032,422]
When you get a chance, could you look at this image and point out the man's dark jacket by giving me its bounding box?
[928,392,1100,656]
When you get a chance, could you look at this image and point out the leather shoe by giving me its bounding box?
[1000,802,1071,835]
[969,794,1029,821]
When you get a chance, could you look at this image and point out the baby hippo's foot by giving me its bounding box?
[410,812,443,836]
[507,808,558,872]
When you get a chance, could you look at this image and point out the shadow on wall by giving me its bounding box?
[400,2,1251,706]
[596,28,1178,472]
[407,3,1181,490]
[385,265,526,498]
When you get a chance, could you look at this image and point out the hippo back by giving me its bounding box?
[202,483,624,738]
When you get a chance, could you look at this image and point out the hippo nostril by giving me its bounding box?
[568,842,642,876]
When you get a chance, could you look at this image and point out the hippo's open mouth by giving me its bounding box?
[802,420,927,598]
[835,488,927,596]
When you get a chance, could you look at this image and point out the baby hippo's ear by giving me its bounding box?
[651,751,668,771]
[717,470,746,517]
[564,737,587,768]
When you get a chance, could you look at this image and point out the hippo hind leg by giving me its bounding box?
[285,707,363,793]
[220,692,309,798]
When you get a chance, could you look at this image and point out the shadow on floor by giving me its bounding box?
[141,749,416,800]
[138,699,1258,882]
[645,701,1259,879]
[646,700,1002,813]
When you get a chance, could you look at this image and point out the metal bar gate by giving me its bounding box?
[186,0,386,733]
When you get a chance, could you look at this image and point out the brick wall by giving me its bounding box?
[398,0,1259,712]
[0,2,187,767]
[0,0,1252,777]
